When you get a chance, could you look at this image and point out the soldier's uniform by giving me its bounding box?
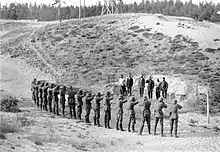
[47,84,54,112]
[42,83,49,111]
[104,92,114,129]
[116,95,127,131]
[34,81,40,107]
[76,90,84,120]
[31,78,36,105]
[139,96,151,135]
[67,86,76,119]
[127,97,139,132]
[84,93,94,123]
[93,93,103,126]
[154,97,167,137]
[52,86,60,115]
[169,100,182,138]
[59,86,66,116]
[38,82,44,110]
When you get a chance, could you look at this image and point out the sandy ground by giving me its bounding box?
[1,14,220,152]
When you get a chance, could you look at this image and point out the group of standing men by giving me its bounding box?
[31,76,182,138]
[119,74,169,100]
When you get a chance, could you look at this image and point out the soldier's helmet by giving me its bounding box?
[173,99,177,104]
[106,91,110,96]
[131,96,135,101]
[87,92,92,96]
[79,90,83,94]
[45,82,49,86]
[118,94,123,99]
[97,92,101,96]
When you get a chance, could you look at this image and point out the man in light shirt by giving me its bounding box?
[119,74,126,95]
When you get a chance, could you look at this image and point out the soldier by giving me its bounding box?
[52,85,60,115]
[47,83,54,113]
[161,77,168,99]
[42,82,49,111]
[154,97,167,137]
[116,95,127,131]
[126,73,133,96]
[67,86,76,119]
[155,78,161,100]
[31,78,37,105]
[127,97,139,133]
[59,85,66,117]
[146,76,154,99]
[139,96,151,135]
[138,74,145,98]
[38,82,45,110]
[76,90,84,120]
[169,99,182,138]
[93,92,103,126]
[104,91,114,129]
[85,93,94,123]
[34,81,40,107]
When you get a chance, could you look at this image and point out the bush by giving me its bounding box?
[0,97,20,112]
[0,118,18,134]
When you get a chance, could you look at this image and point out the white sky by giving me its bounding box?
[1,0,220,6]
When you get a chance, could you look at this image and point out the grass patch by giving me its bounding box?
[0,97,20,113]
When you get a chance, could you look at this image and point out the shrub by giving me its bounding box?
[0,97,20,112]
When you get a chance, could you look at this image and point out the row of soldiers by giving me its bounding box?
[31,78,182,138]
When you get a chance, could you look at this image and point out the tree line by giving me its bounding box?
[0,0,220,22]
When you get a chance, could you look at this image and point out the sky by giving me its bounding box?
[1,0,220,6]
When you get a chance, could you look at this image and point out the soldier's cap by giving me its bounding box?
[106,91,110,95]
[87,92,92,96]
[79,90,83,93]
[97,92,101,96]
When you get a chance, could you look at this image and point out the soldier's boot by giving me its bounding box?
[161,124,164,137]
[147,123,151,135]
[116,121,119,130]
[107,120,111,129]
[132,125,136,133]
[73,109,76,119]
[94,117,97,125]
[170,125,173,137]
[97,119,101,127]
[104,117,107,128]
[69,108,73,118]
[119,123,125,131]
[139,125,144,135]
[127,123,131,132]
[154,124,157,135]
[174,125,178,138]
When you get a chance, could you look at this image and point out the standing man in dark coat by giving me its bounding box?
[67,86,76,119]
[104,91,114,129]
[84,93,94,123]
[42,82,49,111]
[119,74,126,96]
[169,99,182,138]
[161,77,168,99]
[59,86,66,117]
[38,82,45,111]
[127,97,139,133]
[139,96,151,135]
[93,92,103,126]
[76,90,84,120]
[52,85,60,115]
[47,83,54,113]
[154,97,167,137]
[146,76,154,99]
[155,78,161,100]
[126,73,133,96]
[138,74,145,98]
[116,95,127,131]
